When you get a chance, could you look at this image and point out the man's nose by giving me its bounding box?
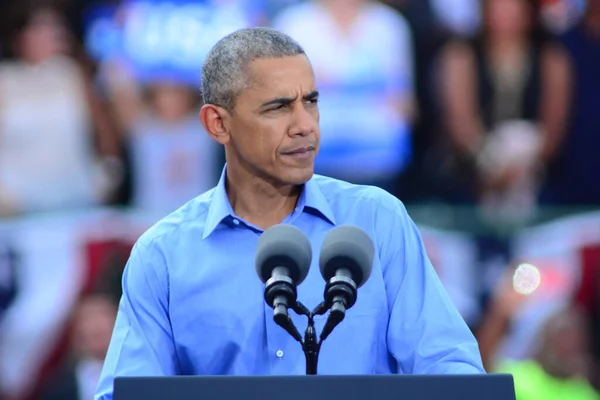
[289,104,316,136]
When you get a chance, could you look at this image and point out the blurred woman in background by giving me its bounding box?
[0,0,122,217]
[439,0,571,223]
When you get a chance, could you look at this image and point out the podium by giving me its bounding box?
[114,374,516,400]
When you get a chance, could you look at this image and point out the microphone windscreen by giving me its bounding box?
[319,225,374,288]
[255,224,312,285]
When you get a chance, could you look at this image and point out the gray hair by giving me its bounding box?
[201,27,306,111]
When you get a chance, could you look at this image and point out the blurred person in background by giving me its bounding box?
[574,256,600,392]
[101,67,221,216]
[272,0,415,193]
[500,307,599,399]
[40,293,118,400]
[381,0,481,202]
[439,0,572,222]
[582,258,600,392]
[477,269,599,399]
[540,0,600,207]
[592,262,600,392]
[0,0,122,217]
[94,0,227,215]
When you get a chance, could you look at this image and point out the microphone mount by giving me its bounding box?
[264,276,347,375]
[259,224,374,375]
[289,301,330,375]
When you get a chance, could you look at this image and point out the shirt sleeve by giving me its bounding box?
[95,240,180,400]
[380,199,485,374]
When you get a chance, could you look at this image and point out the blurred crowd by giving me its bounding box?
[0,0,598,399]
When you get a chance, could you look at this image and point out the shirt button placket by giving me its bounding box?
[264,302,288,373]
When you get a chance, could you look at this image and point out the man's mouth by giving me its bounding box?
[282,146,315,156]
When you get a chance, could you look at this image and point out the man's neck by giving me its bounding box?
[225,163,302,231]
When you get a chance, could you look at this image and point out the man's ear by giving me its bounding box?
[200,104,231,145]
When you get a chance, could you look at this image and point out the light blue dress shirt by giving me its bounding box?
[95,168,485,399]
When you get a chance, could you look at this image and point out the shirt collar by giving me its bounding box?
[202,165,336,239]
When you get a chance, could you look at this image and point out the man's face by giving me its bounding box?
[225,55,320,186]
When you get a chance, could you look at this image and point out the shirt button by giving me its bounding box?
[276,349,284,358]
[232,219,240,225]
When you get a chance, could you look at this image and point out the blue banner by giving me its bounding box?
[84,0,267,85]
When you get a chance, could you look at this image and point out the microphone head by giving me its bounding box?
[319,225,374,288]
[255,224,312,285]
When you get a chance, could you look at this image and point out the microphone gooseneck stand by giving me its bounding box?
[294,301,327,375]
[265,270,358,375]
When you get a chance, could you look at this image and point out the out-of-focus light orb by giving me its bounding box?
[513,263,541,295]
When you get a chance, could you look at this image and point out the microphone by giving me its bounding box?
[255,224,312,343]
[318,225,374,340]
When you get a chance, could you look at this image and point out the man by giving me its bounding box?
[95,27,484,399]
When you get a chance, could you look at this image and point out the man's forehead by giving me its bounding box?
[246,56,315,89]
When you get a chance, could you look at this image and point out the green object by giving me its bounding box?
[497,360,600,400]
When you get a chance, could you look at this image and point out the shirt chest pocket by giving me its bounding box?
[311,299,387,374]
[169,265,268,375]
[310,266,389,373]
[172,301,267,375]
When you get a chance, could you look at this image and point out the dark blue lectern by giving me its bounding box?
[114,374,516,400]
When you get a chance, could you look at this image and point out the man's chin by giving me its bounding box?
[282,165,315,185]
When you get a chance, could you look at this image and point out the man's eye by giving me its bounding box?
[306,98,318,105]
[269,104,285,111]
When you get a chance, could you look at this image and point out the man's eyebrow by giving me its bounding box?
[303,91,319,101]
[261,96,296,108]
[260,91,319,108]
